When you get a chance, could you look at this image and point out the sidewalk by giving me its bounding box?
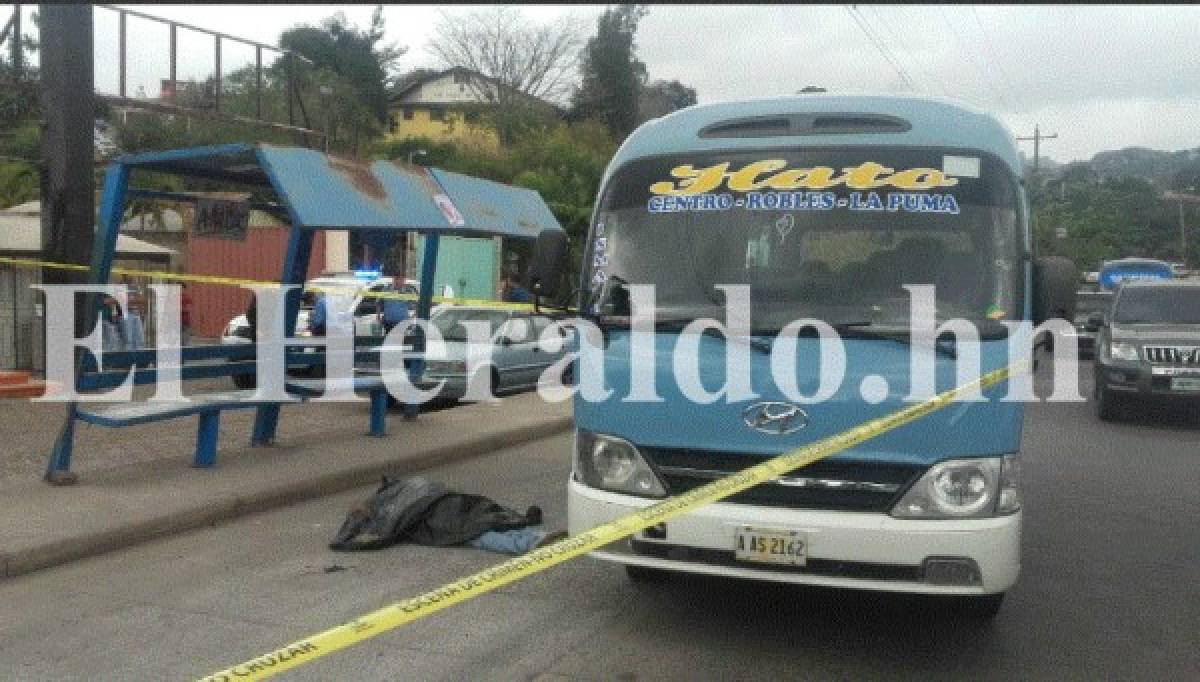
[0,392,572,579]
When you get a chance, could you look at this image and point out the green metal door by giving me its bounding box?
[414,235,498,301]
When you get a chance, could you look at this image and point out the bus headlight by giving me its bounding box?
[574,430,666,498]
[891,457,1005,519]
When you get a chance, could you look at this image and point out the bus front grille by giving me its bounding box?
[640,448,924,512]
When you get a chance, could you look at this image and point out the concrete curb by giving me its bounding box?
[2,415,573,579]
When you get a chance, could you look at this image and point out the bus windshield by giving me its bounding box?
[586,148,1022,335]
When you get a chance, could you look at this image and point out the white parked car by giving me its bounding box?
[220,273,428,388]
[220,274,423,344]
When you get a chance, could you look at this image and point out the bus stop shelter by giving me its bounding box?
[46,143,564,481]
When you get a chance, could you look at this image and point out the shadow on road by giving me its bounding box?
[624,571,999,662]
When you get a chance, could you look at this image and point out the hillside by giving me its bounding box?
[1044,146,1200,190]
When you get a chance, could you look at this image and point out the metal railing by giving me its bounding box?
[1,4,326,145]
[96,4,327,143]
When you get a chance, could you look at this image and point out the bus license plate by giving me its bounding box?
[735,527,807,566]
[1171,377,1200,391]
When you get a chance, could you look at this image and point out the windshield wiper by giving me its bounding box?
[655,318,773,354]
[836,322,958,359]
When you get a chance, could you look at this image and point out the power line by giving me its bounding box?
[865,5,947,98]
[844,5,916,91]
[969,6,1019,108]
[935,5,1008,111]
[847,5,916,90]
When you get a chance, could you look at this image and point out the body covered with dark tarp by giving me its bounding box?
[330,476,542,550]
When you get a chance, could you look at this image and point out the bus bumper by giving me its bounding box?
[567,478,1020,595]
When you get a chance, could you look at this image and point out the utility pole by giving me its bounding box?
[1181,200,1188,269]
[39,4,96,335]
[1016,125,1058,176]
[1163,191,1199,269]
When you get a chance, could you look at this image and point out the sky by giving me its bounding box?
[7,4,1200,162]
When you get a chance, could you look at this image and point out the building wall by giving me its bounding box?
[403,74,490,105]
[384,106,500,150]
[412,235,499,302]
[186,228,327,339]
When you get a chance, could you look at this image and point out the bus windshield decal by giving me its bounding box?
[649,160,959,196]
[647,190,960,215]
[646,160,963,216]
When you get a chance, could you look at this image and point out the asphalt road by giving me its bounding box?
[0,361,1197,680]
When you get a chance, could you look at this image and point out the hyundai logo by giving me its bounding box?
[742,401,809,435]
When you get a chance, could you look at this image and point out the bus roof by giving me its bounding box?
[609,94,1022,177]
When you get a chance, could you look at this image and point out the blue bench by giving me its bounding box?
[46,342,416,481]
[74,390,302,468]
[284,376,393,437]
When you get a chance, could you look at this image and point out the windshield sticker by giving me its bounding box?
[647,160,961,216]
[774,214,795,243]
[591,233,609,287]
[943,155,981,179]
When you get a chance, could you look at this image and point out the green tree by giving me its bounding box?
[370,120,618,302]
[571,5,649,139]
[1035,174,1187,268]
[637,79,697,124]
[0,8,41,208]
[279,6,406,124]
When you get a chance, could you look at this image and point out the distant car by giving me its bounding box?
[1069,290,1114,357]
[220,274,425,389]
[411,305,575,402]
[1092,280,1200,420]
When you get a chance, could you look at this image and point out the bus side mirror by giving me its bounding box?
[1033,256,1078,324]
[524,229,568,299]
[1085,312,1105,331]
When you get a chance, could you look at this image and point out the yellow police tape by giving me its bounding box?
[0,255,551,312]
[197,362,1022,681]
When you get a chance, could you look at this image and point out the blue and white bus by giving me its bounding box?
[563,95,1073,617]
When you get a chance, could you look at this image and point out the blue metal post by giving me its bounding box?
[251,228,313,446]
[46,163,130,482]
[369,389,388,436]
[45,403,79,480]
[404,232,440,420]
[193,411,221,467]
